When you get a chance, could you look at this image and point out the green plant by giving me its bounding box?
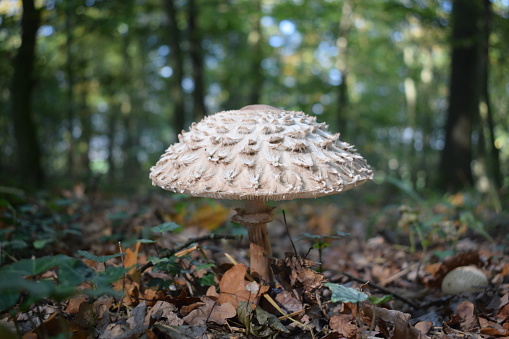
[0,254,126,313]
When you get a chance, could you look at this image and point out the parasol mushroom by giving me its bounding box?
[150,104,373,282]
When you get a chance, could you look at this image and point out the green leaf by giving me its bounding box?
[33,239,53,249]
[151,222,182,233]
[107,211,129,220]
[58,258,95,287]
[77,250,121,263]
[194,263,215,271]
[0,255,74,276]
[0,272,23,311]
[368,294,392,305]
[312,242,330,250]
[324,282,368,303]
[199,272,216,286]
[136,238,156,243]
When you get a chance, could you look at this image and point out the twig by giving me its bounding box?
[342,272,418,309]
[281,210,299,255]
[141,234,240,272]
[380,264,418,286]
[116,242,125,321]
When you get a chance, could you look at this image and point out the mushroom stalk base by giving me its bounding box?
[232,200,274,283]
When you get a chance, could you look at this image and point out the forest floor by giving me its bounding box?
[0,183,508,338]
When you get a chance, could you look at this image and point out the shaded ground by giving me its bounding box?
[0,184,508,338]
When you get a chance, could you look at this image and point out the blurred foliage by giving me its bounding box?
[0,0,507,196]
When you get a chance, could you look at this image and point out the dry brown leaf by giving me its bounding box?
[275,290,304,313]
[23,312,71,339]
[65,295,87,314]
[448,300,479,333]
[329,314,358,339]
[163,288,202,309]
[182,297,236,326]
[124,241,141,279]
[112,278,140,306]
[206,285,219,298]
[218,264,268,308]
[126,301,148,334]
[71,301,96,333]
[362,305,425,339]
[498,294,509,321]
[481,323,509,338]
[272,254,324,303]
[480,322,509,336]
[144,300,183,327]
[181,301,205,316]
[415,321,433,335]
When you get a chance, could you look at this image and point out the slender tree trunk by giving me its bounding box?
[480,0,501,189]
[107,107,118,181]
[164,0,186,137]
[188,0,206,121]
[65,2,76,177]
[11,0,43,188]
[439,0,483,191]
[79,80,91,179]
[120,31,138,180]
[249,0,263,105]
[336,0,353,135]
[403,47,418,187]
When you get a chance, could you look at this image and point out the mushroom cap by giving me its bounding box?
[150,106,373,201]
[441,266,488,295]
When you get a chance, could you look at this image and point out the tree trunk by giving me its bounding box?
[107,107,118,181]
[249,0,263,106]
[336,0,353,135]
[11,0,43,188]
[164,0,186,137]
[65,2,76,177]
[439,0,483,191]
[480,0,501,189]
[188,0,206,121]
[79,80,91,179]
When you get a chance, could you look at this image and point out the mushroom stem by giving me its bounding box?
[245,199,274,282]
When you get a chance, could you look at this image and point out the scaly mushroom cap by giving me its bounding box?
[150,106,373,201]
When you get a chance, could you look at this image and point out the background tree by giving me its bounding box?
[0,0,507,196]
[10,0,43,188]
[440,0,483,191]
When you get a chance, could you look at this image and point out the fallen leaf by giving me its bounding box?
[153,324,207,339]
[183,297,236,325]
[126,301,147,334]
[480,322,509,336]
[124,241,141,280]
[415,321,433,335]
[206,285,219,298]
[329,314,358,338]
[272,254,324,303]
[144,300,183,327]
[65,295,87,314]
[448,300,479,333]
[23,312,71,339]
[163,288,202,309]
[275,290,304,313]
[362,305,425,339]
[218,264,268,308]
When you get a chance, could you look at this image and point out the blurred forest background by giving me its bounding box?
[0,0,508,200]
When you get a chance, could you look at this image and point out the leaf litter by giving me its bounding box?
[0,189,508,338]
